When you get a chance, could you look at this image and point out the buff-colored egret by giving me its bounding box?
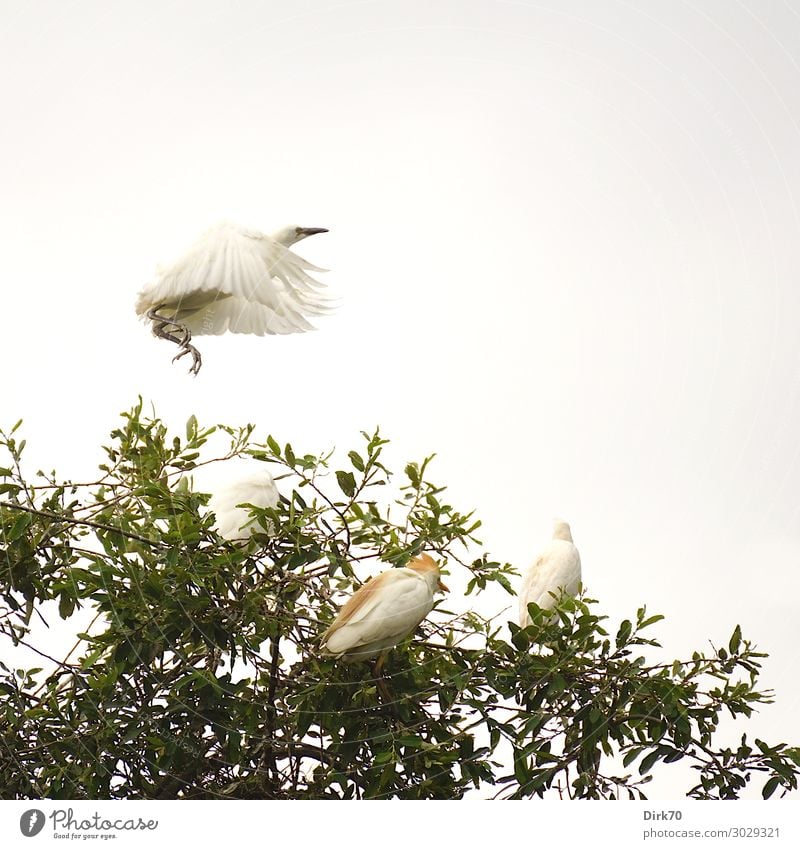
[135,222,330,374]
[519,520,582,627]
[322,554,448,672]
[208,470,279,543]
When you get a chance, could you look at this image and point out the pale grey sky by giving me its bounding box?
[1,0,799,799]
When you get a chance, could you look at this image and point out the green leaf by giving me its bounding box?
[616,619,632,647]
[623,748,642,768]
[6,512,32,540]
[404,463,420,487]
[762,775,781,799]
[649,742,683,765]
[396,734,425,748]
[348,451,365,472]
[729,624,742,655]
[513,753,531,785]
[336,471,356,498]
[639,750,661,775]
[58,592,76,619]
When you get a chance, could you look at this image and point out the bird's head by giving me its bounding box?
[552,520,573,542]
[271,225,329,247]
[408,553,449,593]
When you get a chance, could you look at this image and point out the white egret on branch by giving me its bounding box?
[135,222,330,374]
[207,470,280,544]
[321,554,449,663]
[519,520,582,627]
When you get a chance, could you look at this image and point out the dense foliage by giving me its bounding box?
[1,401,798,799]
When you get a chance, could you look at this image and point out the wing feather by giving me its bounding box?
[183,297,316,336]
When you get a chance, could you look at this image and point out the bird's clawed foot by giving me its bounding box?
[172,342,202,376]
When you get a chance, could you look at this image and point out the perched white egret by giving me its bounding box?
[135,222,330,374]
[321,554,449,663]
[519,520,582,627]
[207,470,280,543]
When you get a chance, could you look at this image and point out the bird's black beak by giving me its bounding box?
[296,227,329,238]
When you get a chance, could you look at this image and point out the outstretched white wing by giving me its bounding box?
[135,222,330,336]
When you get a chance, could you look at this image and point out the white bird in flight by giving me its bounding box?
[135,222,330,374]
[519,520,582,627]
[321,554,449,663]
[207,470,280,544]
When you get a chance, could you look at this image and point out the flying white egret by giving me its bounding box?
[135,222,330,374]
[519,520,582,627]
[321,554,449,663]
[207,470,280,543]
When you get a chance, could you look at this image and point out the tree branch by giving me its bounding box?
[0,501,165,548]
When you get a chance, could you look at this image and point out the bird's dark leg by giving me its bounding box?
[146,306,190,346]
[372,654,393,704]
[146,306,203,376]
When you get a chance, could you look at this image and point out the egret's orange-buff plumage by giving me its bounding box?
[322,554,448,661]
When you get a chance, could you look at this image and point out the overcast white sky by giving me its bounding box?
[1,0,799,800]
